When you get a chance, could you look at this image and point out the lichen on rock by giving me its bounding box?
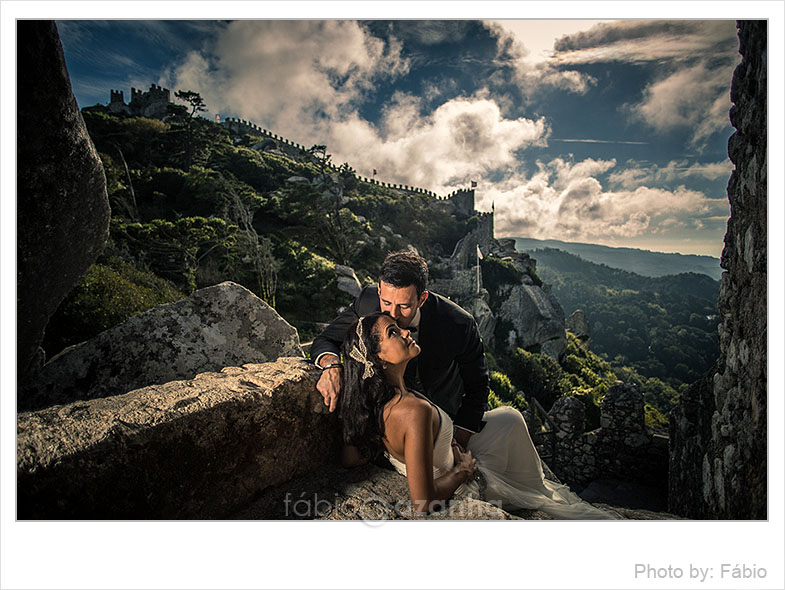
[20,281,303,410]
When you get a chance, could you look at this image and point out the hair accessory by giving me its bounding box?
[349,320,375,380]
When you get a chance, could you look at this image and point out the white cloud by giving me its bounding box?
[329,94,548,192]
[162,20,409,145]
[629,61,735,148]
[551,20,737,65]
[485,20,739,148]
[608,159,733,188]
[160,20,546,193]
[484,21,598,95]
[479,157,729,245]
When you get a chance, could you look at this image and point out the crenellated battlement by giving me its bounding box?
[108,83,171,119]
[221,116,486,205]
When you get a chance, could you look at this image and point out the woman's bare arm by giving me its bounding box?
[341,444,367,468]
[399,402,475,513]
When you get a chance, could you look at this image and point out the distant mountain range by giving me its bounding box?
[508,237,723,281]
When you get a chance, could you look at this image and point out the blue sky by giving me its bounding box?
[57,18,742,257]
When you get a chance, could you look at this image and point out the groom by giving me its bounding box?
[311,250,489,448]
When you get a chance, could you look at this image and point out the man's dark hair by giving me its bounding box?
[378,250,429,296]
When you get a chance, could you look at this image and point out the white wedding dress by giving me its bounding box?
[387,402,619,519]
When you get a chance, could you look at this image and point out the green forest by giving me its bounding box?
[45,99,720,433]
[525,247,720,413]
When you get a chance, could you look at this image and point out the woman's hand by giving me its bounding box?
[451,441,477,484]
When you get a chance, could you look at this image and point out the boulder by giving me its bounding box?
[565,309,591,341]
[17,358,337,519]
[498,284,567,359]
[17,21,110,383]
[334,264,362,298]
[20,281,303,410]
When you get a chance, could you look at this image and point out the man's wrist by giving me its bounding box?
[315,352,340,369]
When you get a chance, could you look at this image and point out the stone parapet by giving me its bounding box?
[17,358,338,519]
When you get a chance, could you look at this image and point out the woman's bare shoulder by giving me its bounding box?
[384,395,433,433]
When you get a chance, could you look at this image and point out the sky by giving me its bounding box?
[55,18,744,257]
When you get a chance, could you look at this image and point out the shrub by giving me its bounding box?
[487,390,502,409]
[43,259,184,358]
[644,403,669,432]
[504,348,570,410]
[489,371,515,401]
[481,257,523,307]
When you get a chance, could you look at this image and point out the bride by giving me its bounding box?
[339,312,619,518]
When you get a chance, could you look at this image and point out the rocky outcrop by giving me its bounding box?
[17,358,337,519]
[430,217,566,358]
[498,283,567,359]
[669,21,767,519]
[17,21,110,384]
[463,291,496,347]
[17,356,676,520]
[20,282,303,411]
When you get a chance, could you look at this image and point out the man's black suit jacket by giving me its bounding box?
[310,285,490,432]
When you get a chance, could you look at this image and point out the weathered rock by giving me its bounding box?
[669,21,767,520]
[232,453,665,520]
[16,355,667,520]
[20,282,303,410]
[232,463,528,520]
[17,21,110,384]
[17,357,337,519]
[334,264,362,298]
[463,291,496,348]
[565,309,591,341]
[498,284,567,359]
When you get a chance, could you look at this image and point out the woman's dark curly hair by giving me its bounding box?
[340,312,398,461]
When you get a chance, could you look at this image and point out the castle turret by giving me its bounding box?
[109,89,128,114]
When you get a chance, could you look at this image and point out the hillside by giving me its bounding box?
[42,108,473,357]
[527,248,720,391]
[510,237,723,280]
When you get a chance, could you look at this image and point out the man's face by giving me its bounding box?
[378,281,428,328]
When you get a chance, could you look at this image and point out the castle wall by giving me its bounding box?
[108,83,171,119]
[668,21,767,519]
[221,117,483,201]
[548,384,668,490]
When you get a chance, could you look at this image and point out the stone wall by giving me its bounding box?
[549,384,668,490]
[669,21,767,519]
[17,358,339,519]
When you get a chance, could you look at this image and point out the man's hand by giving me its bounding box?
[316,354,343,412]
[452,426,473,451]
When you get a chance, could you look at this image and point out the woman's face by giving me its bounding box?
[374,315,420,367]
